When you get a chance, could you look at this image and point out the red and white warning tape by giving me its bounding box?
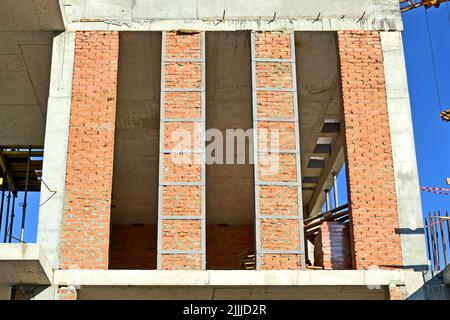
[420,186,450,196]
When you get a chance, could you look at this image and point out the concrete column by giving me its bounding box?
[38,32,75,269]
[380,31,428,271]
[158,31,206,270]
[59,31,119,269]
[252,32,305,270]
[337,31,403,270]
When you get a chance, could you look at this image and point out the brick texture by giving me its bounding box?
[162,220,202,251]
[259,186,299,216]
[259,153,297,182]
[60,31,119,270]
[159,31,205,270]
[260,254,301,270]
[254,32,303,270]
[161,254,202,270]
[258,121,296,151]
[162,186,202,216]
[164,92,202,119]
[57,287,78,300]
[337,31,403,269]
[388,282,407,300]
[109,225,157,270]
[256,91,294,118]
[314,222,352,270]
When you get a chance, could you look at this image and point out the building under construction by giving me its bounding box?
[0,0,449,300]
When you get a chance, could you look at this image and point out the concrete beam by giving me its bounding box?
[65,17,403,32]
[61,0,402,31]
[53,269,424,296]
[380,31,428,271]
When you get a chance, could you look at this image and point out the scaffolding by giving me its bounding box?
[0,146,43,243]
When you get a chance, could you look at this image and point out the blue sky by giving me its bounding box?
[0,7,449,253]
[402,6,450,216]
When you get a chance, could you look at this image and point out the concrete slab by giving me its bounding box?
[0,0,64,31]
[0,244,51,286]
[53,269,424,293]
[76,285,388,300]
[0,31,54,146]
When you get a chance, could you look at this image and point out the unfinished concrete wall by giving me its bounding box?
[337,31,403,270]
[158,32,205,270]
[59,31,119,269]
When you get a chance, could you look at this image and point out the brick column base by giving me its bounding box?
[314,222,352,270]
[388,281,407,300]
[57,286,78,300]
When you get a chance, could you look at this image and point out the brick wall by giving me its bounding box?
[109,225,157,270]
[314,222,352,270]
[207,224,254,270]
[159,31,205,270]
[254,32,303,270]
[60,31,119,269]
[337,31,403,269]
[388,281,407,300]
[57,287,78,300]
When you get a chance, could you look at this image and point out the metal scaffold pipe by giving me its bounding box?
[20,147,31,243]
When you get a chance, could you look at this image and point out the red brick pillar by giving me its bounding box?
[252,32,305,270]
[158,31,205,270]
[388,281,407,300]
[60,31,119,269]
[337,31,403,269]
[57,286,78,300]
[314,222,352,270]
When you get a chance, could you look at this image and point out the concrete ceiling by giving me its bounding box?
[0,0,64,32]
[0,32,55,146]
[0,1,63,146]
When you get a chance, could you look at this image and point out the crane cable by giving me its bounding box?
[424,7,444,112]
